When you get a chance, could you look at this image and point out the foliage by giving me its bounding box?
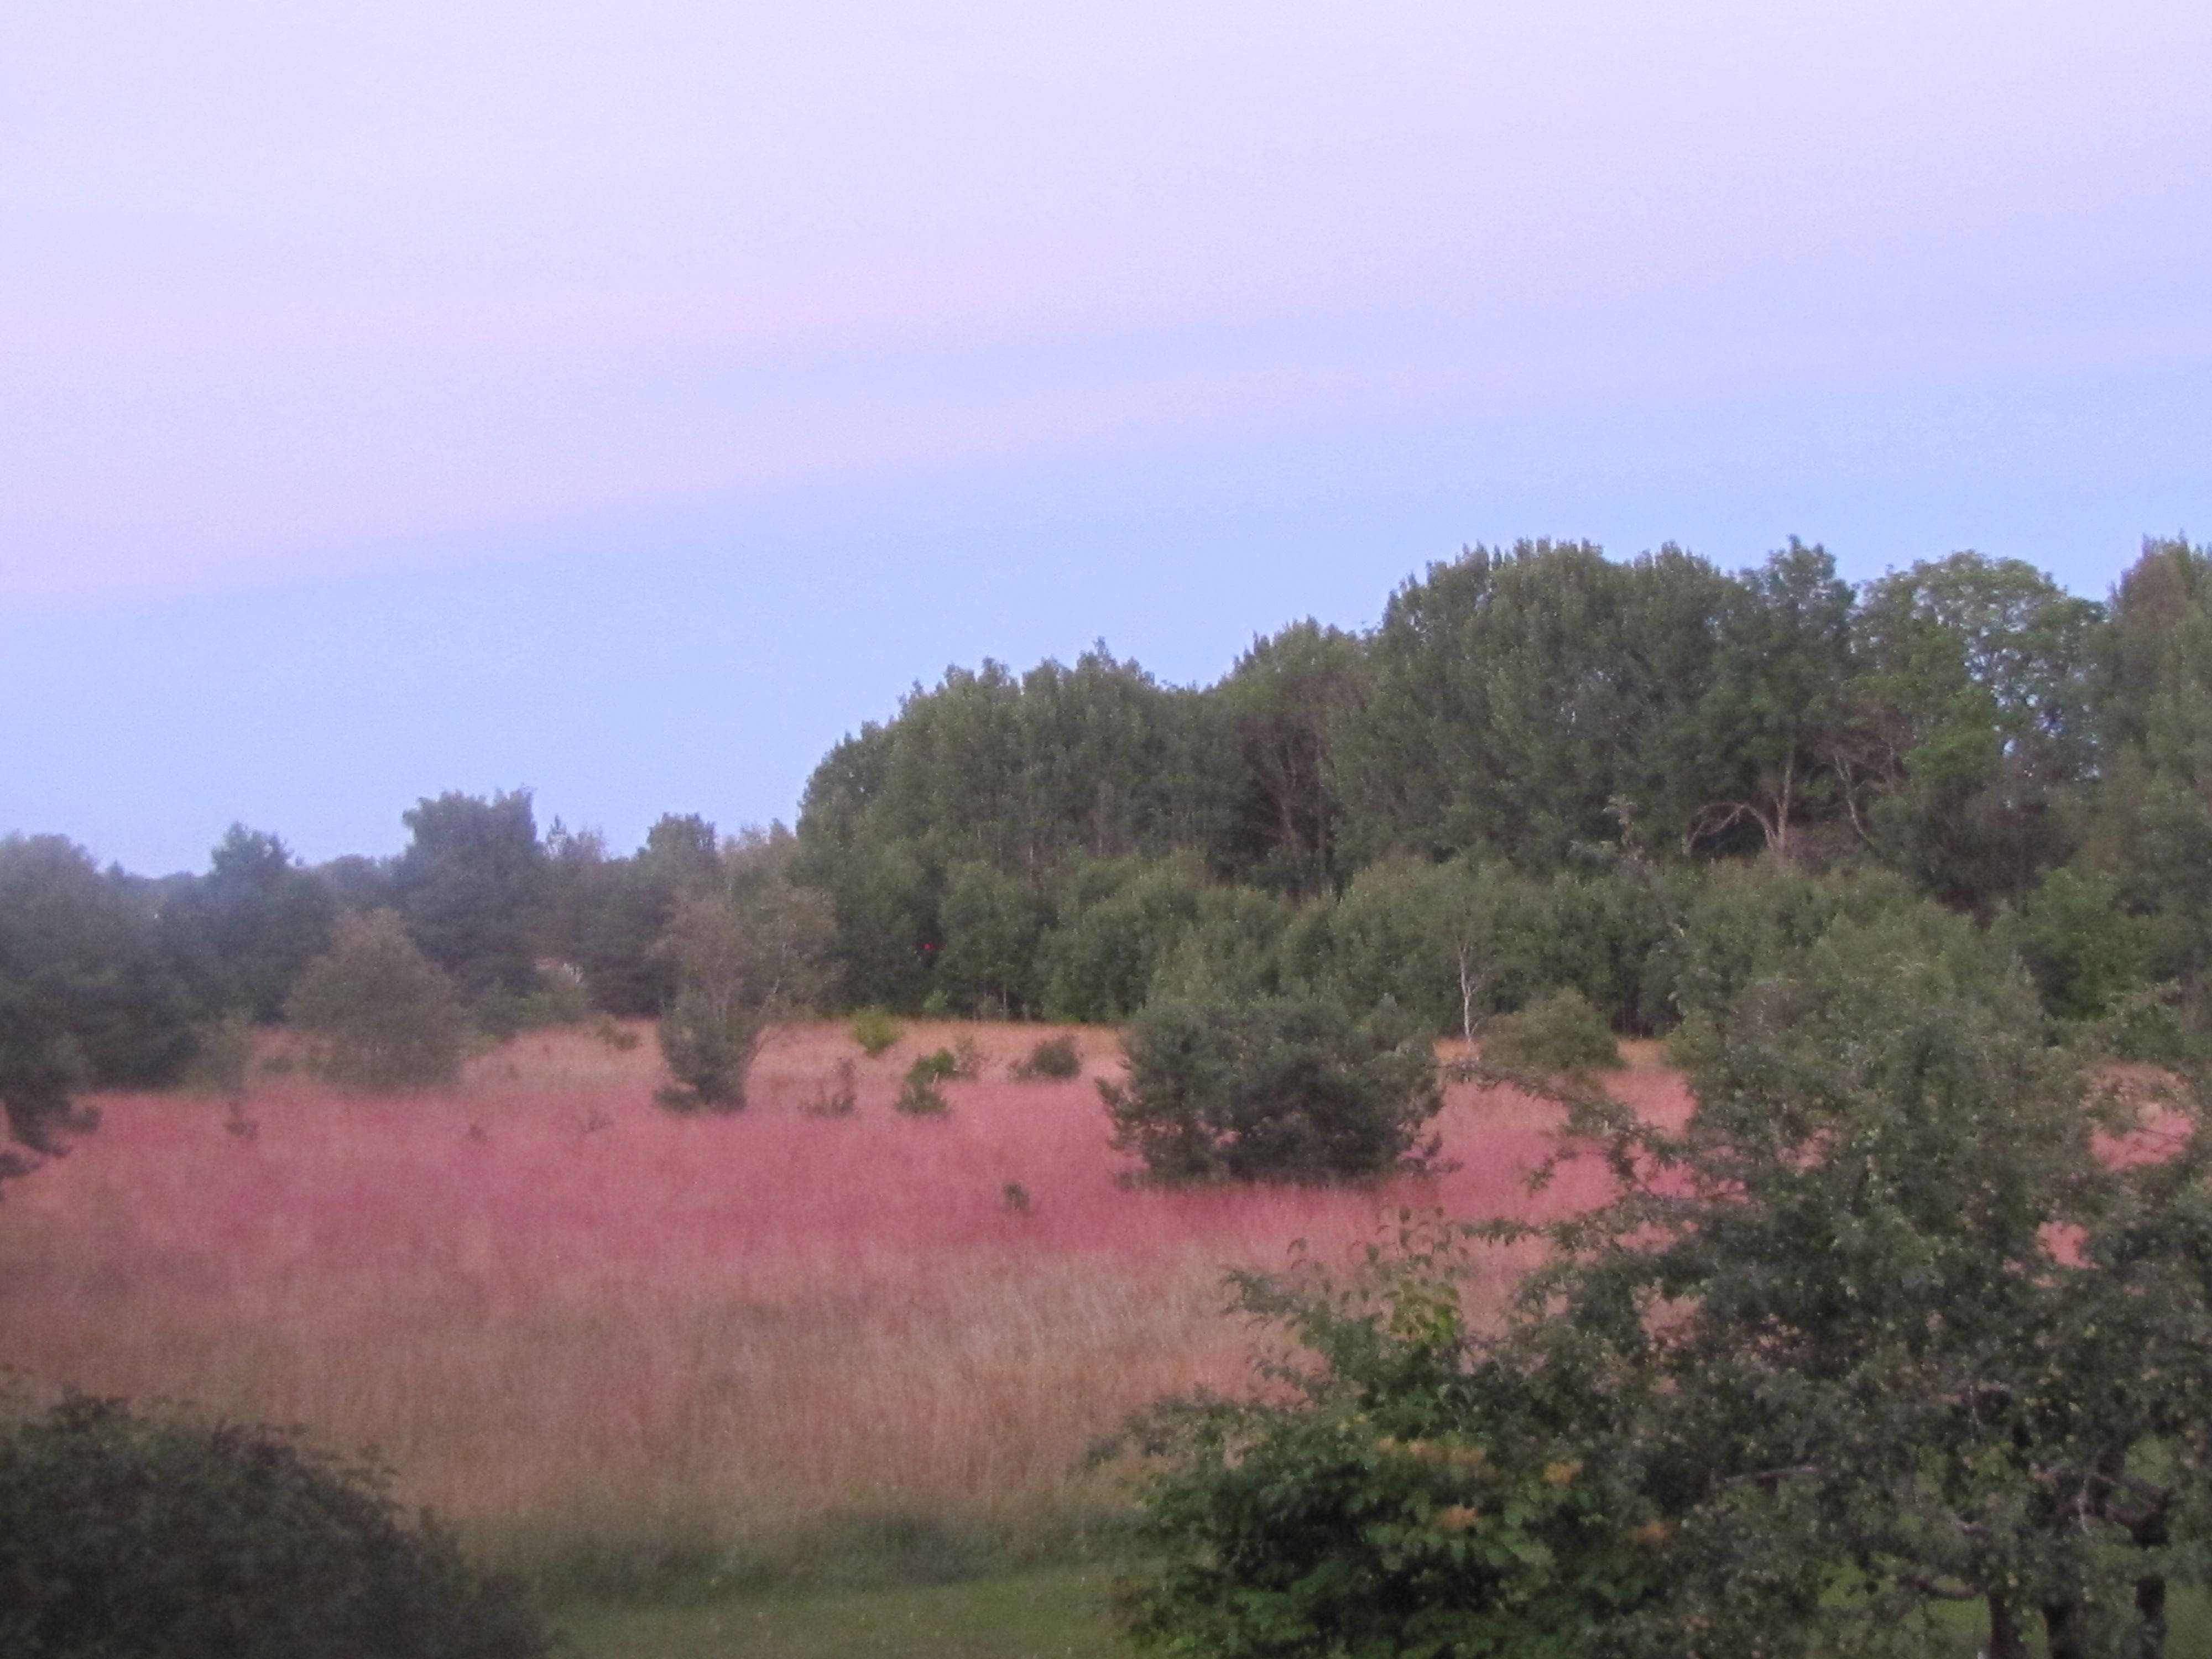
[392,790,549,1000]
[849,1006,904,1056]
[1101,996,1442,1185]
[1011,1033,1083,1081]
[895,1053,953,1116]
[286,910,467,1091]
[2007,867,2149,1021]
[1478,986,1619,1073]
[0,1394,549,1659]
[1107,1215,1667,1659]
[0,834,198,1180]
[1118,911,2212,1658]
[160,825,336,1022]
[655,829,836,1111]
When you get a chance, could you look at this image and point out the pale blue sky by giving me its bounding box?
[4,2,2208,872]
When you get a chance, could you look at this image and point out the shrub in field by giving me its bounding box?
[1011,1032,1082,1081]
[949,1032,984,1078]
[896,1052,954,1115]
[804,1057,859,1117]
[1101,996,1442,1184]
[655,838,836,1111]
[849,1006,903,1057]
[0,1394,549,1659]
[1479,986,1620,1074]
[286,910,467,1091]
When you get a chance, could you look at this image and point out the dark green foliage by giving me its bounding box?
[161,825,336,1023]
[1034,856,1208,1022]
[0,1394,549,1659]
[654,984,754,1111]
[1120,918,2212,1658]
[286,911,467,1091]
[0,834,196,1180]
[1011,1032,1082,1081]
[1218,620,1365,894]
[1102,997,1442,1185]
[895,1051,954,1115]
[1848,552,2101,907]
[1333,539,1730,869]
[654,829,836,1112]
[933,862,1045,1016]
[2008,867,2148,1021]
[1479,987,1619,1073]
[1108,1219,1667,1659]
[392,790,548,1000]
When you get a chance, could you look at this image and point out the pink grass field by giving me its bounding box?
[0,1021,1688,1569]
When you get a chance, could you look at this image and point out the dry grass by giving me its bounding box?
[0,1021,1687,1580]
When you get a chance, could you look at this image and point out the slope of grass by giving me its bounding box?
[555,1566,1128,1659]
[0,1021,1678,1583]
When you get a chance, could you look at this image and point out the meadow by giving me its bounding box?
[0,1021,1683,1641]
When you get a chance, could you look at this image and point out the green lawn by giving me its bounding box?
[554,1570,2212,1658]
[554,1566,1131,1659]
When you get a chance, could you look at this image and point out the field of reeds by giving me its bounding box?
[0,1020,1687,1592]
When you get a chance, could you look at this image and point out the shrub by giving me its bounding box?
[1101,996,1442,1184]
[655,987,757,1112]
[948,1032,984,1078]
[285,911,467,1091]
[0,1394,550,1659]
[895,1077,950,1117]
[1011,1032,1083,1081]
[849,1006,903,1057]
[804,1058,859,1117]
[1479,986,1620,1074]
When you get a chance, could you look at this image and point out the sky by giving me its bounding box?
[3,1,2208,873]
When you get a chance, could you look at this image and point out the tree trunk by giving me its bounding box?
[1986,1592,2030,1659]
[2044,1599,2088,1659]
[2136,1575,2167,1659]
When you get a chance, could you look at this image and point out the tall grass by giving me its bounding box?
[0,1021,1684,1589]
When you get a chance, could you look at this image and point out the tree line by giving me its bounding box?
[4,535,2209,1162]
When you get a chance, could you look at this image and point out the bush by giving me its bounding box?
[0,1394,550,1659]
[286,911,467,1091]
[894,1053,951,1117]
[849,1006,903,1056]
[1479,986,1620,1073]
[1102,996,1442,1184]
[655,988,757,1112]
[1011,1032,1083,1081]
[805,1058,859,1117]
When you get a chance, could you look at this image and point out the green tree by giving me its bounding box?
[2089,538,2212,1031]
[1846,552,2101,906]
[1119,914,2212,1657]
[0,1395,548,1659]
[163,825,336,1022]
[655,829,835,1110]
[0,834,196,1182]
[392,790,548,999]
[1684,538,1855,859]
[286,910,467,1091]
[1102,995,1442,1185]
[1217,620,1366,894]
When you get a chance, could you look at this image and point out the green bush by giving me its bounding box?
[1480,986,1620,1073]
[285,911,467,1091]
[849,1006,903,1057]
[0,1394,549,1659]
[1011,1032,1083,1081]
[895,1052,952,1117]
[1101,996,1442,1184]
[655,988,758,1112]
